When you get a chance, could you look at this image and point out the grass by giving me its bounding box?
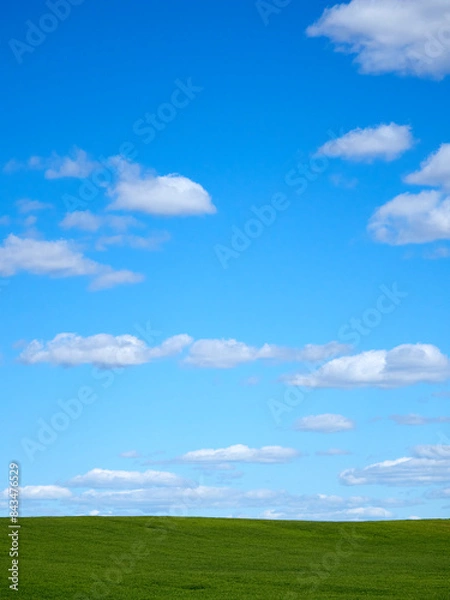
[1,516,449,599]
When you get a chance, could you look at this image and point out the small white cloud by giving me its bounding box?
[120,450,141,459]
[307,0,450,79]
[286,344,450,389]
[107,157,216,217]
[390,414,450,426]
[0,234,143,291]
[405,144,450,190]
[44,148,99,180]
[16,199,53,213]
[68,468,190,488]
[316,448,352,456]
[181,444,299,464]
[60,210,143,233]
[95,232,170,252]
[368,191,450,245]
[184,338,349,368]
[294,414,355,433]
[317,124,414,162]
[19,332,193,368]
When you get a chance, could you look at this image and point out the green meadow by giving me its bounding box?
[1,517,449,599]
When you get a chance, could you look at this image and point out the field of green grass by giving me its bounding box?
[1,516,449,599]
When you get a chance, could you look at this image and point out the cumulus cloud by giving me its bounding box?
[340,445,450,486]
[294,414,355,433]
[43,148,99,179]
[19,332,193,368]
[390,414,450,426]
[317,124,414,162]
[285,344,450,389]
[0,234,143,290]
[405,144,450,190]
[368,191,450,245]
[107,157,216,217]
[180,444,299,464]
[184,338,349,368]
[307,0,450,79]
[68,468,190,488]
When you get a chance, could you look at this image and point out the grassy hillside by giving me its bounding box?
[1,516,449,599]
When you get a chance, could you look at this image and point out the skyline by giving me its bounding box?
[1,0,450,521]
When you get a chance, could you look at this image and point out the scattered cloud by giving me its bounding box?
[0,485,72,500]
[16,199,53,213]
[107,156,216,217]
[184,339,350,368]
[43,148,99,180]
[317,124,414,162]
[180,444,300,464]
[316,448,352,456]
[19,332,193,368]
[95,232,170,251]
[307,0,450,79]
[285,344,450,389]
[368,191,450,245]
[120,450,141,459]
[294,414,355,433]
[4,149,99,179]
[390,414,450,426]
[340,445,450,486]
[0,216,10,226]
[405,143,450,190]
[60,210,143,233]
[68,468,190,488]
[0,234,143,291]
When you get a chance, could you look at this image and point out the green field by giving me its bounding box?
[1,516,449,599]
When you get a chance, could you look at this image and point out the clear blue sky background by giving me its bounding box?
[1,0,449,520]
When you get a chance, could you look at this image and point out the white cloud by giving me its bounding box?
[390,414,450,426]
[0,234,143,290]
[44,148,98,179]
[184,338,349,368]
[16,199,53,213]
[180,444,299,464]
[317,124,414,162]
[120,450,141,459]
[405,144,450,190]
[60,210,142,233]
[0,485,72,500]
[107,157,216,217]
[368,191,450,245]
[95,232,170,251]
[307,0,450,79]
[316,448,352,456]
[340,446,450,486]
[294,414,355,433]
[285,344,450,389]
[68,468,190,488]
[19,332,193,368]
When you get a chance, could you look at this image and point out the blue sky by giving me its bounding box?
[1,0,450,520]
